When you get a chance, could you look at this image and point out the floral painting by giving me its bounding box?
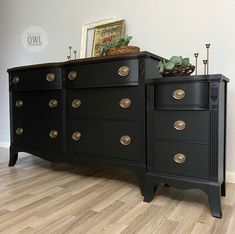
[92,20,125,57]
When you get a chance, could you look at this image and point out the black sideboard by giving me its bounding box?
[8,52,229,218]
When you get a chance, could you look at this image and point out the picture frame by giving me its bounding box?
[92,20,125,57]
[80,18,117,58]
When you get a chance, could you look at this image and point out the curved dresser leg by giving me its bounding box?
[134,168,146,196]
[143,175,156,203]
[208,184,222,218]
[221,181,226,197]
[8,146,18,167]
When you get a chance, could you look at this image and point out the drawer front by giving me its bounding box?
[12,91,64,119]
[156,82,209,110]
[9,67,62,91]
[154,141,209,179]
[68,87,145,120]
[68,120,144,161]
[12,118,64,151]
[66,59,139,89]
[155,111,209,142]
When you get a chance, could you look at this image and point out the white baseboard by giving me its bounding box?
[0,142,10,149]
[226,172,235,184]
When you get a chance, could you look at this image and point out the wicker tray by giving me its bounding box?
[162,65,195,77]
[107,46,140,56]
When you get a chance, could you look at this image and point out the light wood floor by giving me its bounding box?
[0,155,235,234]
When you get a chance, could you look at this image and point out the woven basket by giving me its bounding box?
[162,65,195,77]
[107,46,140,56]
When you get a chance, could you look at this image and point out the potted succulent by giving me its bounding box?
[99,34,140,56]
[158,56,195,77]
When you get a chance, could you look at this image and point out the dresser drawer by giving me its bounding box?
[66,59,139,88]
[9,67,62,91]
[154,141,209,179]
[155,82,209,110]
[68,120,144,161]
[12,118,64,151]
[12,91,64,119]
[155,111,209,142]
[68,87,145,120]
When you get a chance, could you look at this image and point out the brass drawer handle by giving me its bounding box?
[16,127,23,135]
[120,135,131,146]
[46,73,55,82]
[118,66,130,77]
[68,71,77,80]
[172,89,185,100]
[119,98,131,109]
[72,99,81,109]
[48,99,58,108]
[15,100,23,108]
[72,132,81,141]
[173,153,186,164]
[49,130,58,139]
[174,120,186,131]
[12,76,20,84]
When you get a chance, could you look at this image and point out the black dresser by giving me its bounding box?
[8,52,229,218]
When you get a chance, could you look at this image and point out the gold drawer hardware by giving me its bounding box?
[172,89,185,100]
[173,153,186,164]
[72,99,81,109]
[72,132,81,141]
[119,98,131,109]
[15,100,23,108]
[49,130,58,139]
[68,71,77,80]
[118,66,130,77]
[174,120,186,131]
[46,73,55,82]
[12,76,20,84]
[48,99,58,108]
[120,135,131,146]
[16,127,23,135]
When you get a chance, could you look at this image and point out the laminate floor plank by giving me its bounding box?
[0,155,234,234]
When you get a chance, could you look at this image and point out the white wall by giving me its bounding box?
[0,0,235,176]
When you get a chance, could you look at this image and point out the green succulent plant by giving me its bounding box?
[158,56,191,74]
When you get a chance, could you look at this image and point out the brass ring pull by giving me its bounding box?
[15,100,23,108]
[12,76,20,84]
[49,130,58,139]
[48,99,58,108]
[46,73,55,82]
[68,71,77,80]
[120,135,131,146]
[72,99,81,109]
[118,66,130,77]
[172,89,185,100]
[119,98,131,109]
[16,127,23,135]
[173,153,186,164]
[72,132,81,141]
[174,120,186,131]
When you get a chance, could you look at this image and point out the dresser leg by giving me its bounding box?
[143,176,156,203]
[208,185,222,218]
[9,147,18,167]
[221,181,226,197]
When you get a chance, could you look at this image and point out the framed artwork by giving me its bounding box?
[80,18,117,58]
[92,20,125,57]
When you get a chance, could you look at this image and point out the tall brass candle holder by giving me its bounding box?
[67,56,71,61]
[194,53,199,75]
[69,46,72,59]
[205,43,211,74]
[203,60,208,75]
[74,50,77,60]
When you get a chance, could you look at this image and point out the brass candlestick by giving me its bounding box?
[203,60,208,75]
[205,43,211,74]
[74,50,77,60]
[69,46,72,59]
[67,56,71,61]
[194,53,199,75]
